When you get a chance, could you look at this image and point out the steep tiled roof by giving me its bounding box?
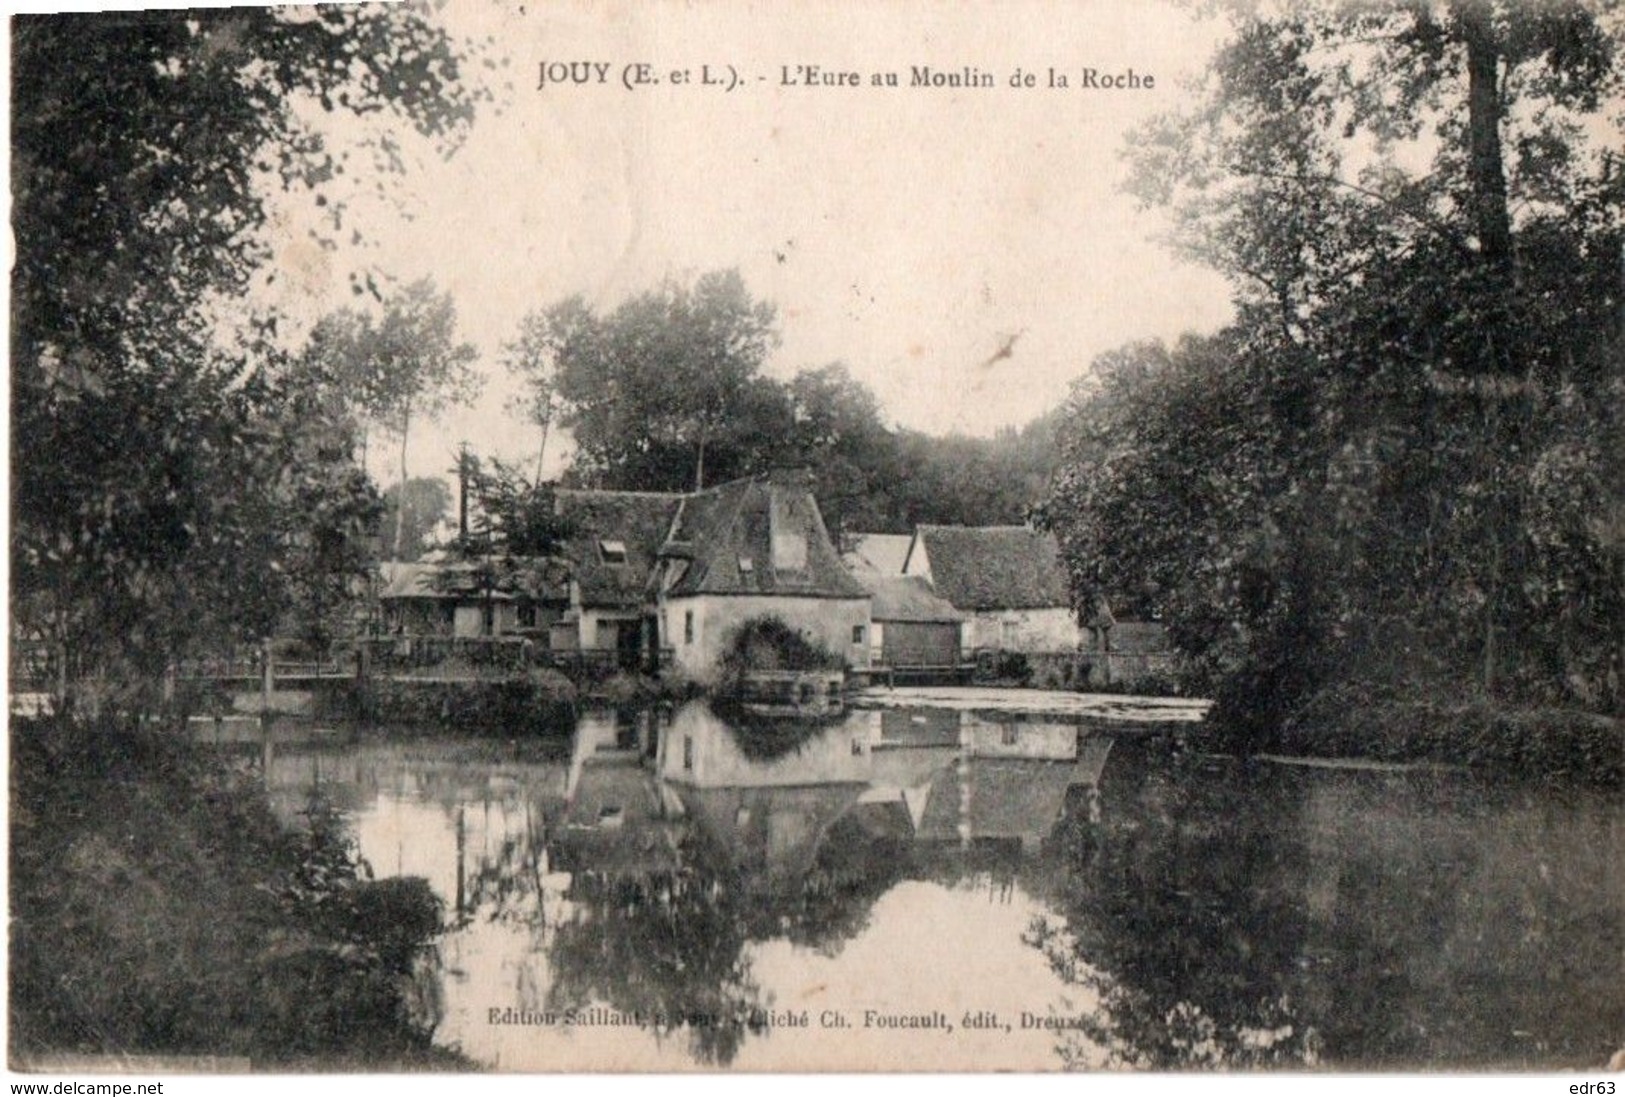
[383,476,870,608]
[843,533,914,578]
[675,784,867,881]
[555,490,684,609]
[664,471,868,599]
[868,575,962,623]
[914,525,1072,611]
[378,561,442,600]
[378,557,571,602]
[551,763,684,877]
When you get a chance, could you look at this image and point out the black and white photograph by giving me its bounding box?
[7,0,1623,1079]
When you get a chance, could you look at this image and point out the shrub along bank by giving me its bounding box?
[1229,685,1623,787]
[9,716,464,1069]
[357,669,577,734]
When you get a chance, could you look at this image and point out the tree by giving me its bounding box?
[438,451,575,635]
[379,477,452,563]
[1041,333,1337,721]
[452,452,574,560]
[500,309,569,482]
[249,362,386,660]
[315,280,483,559]
[780,364,896,537]
[1127,2,1618,336]
[548,270,781,491]
[892,419,1063,531]
[10,8,482,710]
[1046,1,1624,729]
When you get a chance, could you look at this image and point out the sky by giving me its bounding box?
[257,0,1239,485]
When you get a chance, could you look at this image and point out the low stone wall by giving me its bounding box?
[182,669,582,734]
[1082,650,1179,692]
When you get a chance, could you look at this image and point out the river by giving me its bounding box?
[262,694,1622,1071]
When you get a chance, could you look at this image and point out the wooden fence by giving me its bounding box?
[358,635,673,678]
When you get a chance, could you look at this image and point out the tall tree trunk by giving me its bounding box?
[394,403,411,561]
[1457,1,1520,696]
[534,414,551,484]
[51,592,69,717]
[1458,0,1513,294]
[693,422,708,492]
[458,444,470,542]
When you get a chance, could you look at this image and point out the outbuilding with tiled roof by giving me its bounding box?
[865,575,965,670]
[902,525,1082,654]
[552,489,685,664]
[378,556,570,638]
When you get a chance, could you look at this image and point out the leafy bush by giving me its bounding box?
[714,616,843,686]
[710,617,847,761]
[360,677,576,734]
[972,650,1033,686]
[9,716,457,1066]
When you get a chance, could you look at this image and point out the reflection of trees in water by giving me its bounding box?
[544,845,767,1067]
[737,813,910,956]
[461,817,550,930]
[1026,749,1623,1069]
[541,815,911,1065]
[709,701,846,763]
[1023,745,1319,1069]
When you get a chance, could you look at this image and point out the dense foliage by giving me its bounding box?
[306,280,483,559]
[11,7,482,709]
[450,450,575,560]
[379,477,453,563]
[1042,1,1624,739]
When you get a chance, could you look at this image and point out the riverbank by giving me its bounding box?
[852,684,1210,730]
[857,683,1621,786]
[1262,691,1624,787]
[9,716,470,1070]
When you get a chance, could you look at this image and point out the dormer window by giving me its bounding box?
[772,529,808,572]
[599,539,628,565]
[738,556,754,574]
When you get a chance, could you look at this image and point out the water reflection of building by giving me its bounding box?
[866,711,1110,874]
[655,701,1113,880]
[658,702,870,885]
[551,707,686,882]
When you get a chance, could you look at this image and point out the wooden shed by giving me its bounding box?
[866,575,964,670]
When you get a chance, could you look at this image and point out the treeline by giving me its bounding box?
[504,269,1061,537]
[1038,1,1623,738]
[10,9,482,711]
[369,274,1064,565]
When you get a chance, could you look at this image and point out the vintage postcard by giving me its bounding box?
[8,0,1622,1082]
